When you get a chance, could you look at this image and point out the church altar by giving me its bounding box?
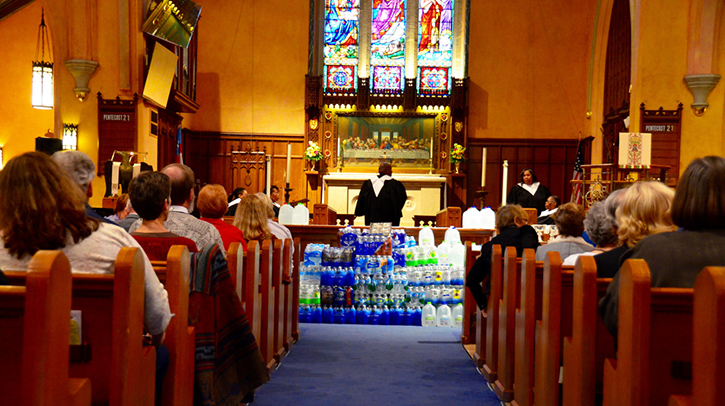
[322,173,446,227]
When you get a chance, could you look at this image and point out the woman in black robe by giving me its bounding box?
[507,168,551,215]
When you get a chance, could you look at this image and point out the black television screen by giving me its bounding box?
[143,0,201,48]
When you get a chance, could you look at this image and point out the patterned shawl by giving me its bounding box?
[188,244,270,406]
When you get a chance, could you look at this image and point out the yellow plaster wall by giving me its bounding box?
[467,0,596,141]
[191,0,308,135]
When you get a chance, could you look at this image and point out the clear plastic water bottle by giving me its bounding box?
[422,303,436,327]
[436,304,452,327]
[452,303,464,328]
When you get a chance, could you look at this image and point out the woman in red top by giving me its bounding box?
[128,171,197,260]
[198,184,247,252]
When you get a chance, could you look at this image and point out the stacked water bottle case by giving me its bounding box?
[299,225,467,328]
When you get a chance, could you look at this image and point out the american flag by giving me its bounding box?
[176,127,184,165]
[570,140,584,205]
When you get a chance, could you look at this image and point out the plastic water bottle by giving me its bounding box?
[418,226,435,248]
[444,226,461,244]
[369,306,381,325]
[379,306,390,325]
[450,242,465,268]
[322,306,333,323]
[333,307,345,324]
[481,207,496,229]
[462,207,480,228]
[452,303,464,328]
[292,203,309,225]
[345,307,356,324]
[436,242,451,267]
[436,304,452,327]
[311,305,322,323]
[389,306,401,325]
[421,303,437,327]
[412,306,423,326]
[278,204,295,225]
[356,305,367,324]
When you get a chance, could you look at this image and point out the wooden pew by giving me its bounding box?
[282,238,296,352]
[291,237,302,342]
[0,251,91,406]
[481,244,504,382]
[150,246,195,406]
[272,239,287,363]
[243,240,262,340]
[602,258,693,406]
[512,249,538,406]
[258,239,277,372]
[493,246,520,401]
[462,241,480,345]
[533,251,572,406]
[227,241,244,297]
[669,267,725,406]
[562,255,615,406]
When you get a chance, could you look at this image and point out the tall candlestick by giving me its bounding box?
[266,155,271,195]
[337,137,341,158]
[481,147,487,187]
[286,142,291,184]
[501,160,509,206]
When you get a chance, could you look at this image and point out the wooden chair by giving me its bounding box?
[69,247,156,406]
[0,251,91,406]
[150,245,195,406]
[562,255,615,406]
[602,259,693,406]
[493,246,520,402]
[523,208,538,227]
[533,251,573,406]
[511,249,538,406]
[482,244,503,382]
[669,267,725,406]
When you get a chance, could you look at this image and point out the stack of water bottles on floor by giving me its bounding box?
[298,225,467,328]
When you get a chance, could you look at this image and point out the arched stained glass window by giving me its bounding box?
[370,0,406,92]
[417,0,453,94]
[324,0,360,92]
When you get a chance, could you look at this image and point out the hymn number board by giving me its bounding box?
[97,93,139,176]
[639,103,683,185]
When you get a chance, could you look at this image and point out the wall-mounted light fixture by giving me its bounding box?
[32,9,53,109]
[62,123,78,150]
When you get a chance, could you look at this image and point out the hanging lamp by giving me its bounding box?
[32,8,53,109]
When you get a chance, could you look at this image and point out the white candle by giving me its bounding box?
[481,147,487,187]
[337,137,341,158]
[501,160,509,206]
[286,142,291,184]
[266,155,271,195]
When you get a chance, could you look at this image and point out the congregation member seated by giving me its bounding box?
[535,203,593,261]
[128,171,198,261]
[234,193,276,242]
[105,193,129,222]
[562,201,618,265]
[599,156,725,338]
[52,150,118,225]
[225,187,248,217]
[507,168,551,215]
[592,188,628,277]
[596,181,676,278]
[130,163,225,255]
[197,184,247,252]
[117,199,140,232]
[466,204,539,315]
[536,195,560,224]
[0,152,171,344]
[270,185,281,217]
[258,192,294,280]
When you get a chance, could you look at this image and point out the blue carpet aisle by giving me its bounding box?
[254,324,502,406]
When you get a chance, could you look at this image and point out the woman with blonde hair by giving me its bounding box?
[466,204,539,313]
[198,184,246,251]
[233,193,271,241]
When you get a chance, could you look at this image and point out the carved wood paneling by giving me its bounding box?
[640,103,683,184]
[466,138,591,209]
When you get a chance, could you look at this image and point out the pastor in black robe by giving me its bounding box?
[507,182,551,215]
[354,175,407,226]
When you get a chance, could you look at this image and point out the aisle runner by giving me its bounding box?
[254,324,502,406]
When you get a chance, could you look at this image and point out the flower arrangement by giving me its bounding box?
[304,141,323,161]
[450,143,466,163]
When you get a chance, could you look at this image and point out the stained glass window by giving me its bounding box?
[418,66,450,92]
[324,0,360,66]
[372,66,404,91]
[417,0,453,67]
[325,65,358,91]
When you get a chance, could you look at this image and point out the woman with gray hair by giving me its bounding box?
[562,201,619,265]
